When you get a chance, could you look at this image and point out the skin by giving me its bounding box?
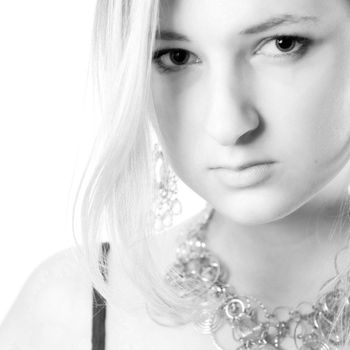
[151,0,350,307]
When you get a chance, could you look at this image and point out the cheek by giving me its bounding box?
[298,63,350,164]
[151,77,176,139]
[151,73,200,155]
[258,41,350,174]
[151,76,208,192]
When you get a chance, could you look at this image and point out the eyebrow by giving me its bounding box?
[156,14,319,41]
[240,14,319,34]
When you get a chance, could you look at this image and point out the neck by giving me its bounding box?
[205,196,350,309]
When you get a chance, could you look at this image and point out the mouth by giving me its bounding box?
[211,161,276,189]
[213,160,276,171]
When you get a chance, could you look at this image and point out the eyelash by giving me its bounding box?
[152,35,313,73]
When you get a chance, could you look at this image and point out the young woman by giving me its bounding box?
[1,0,350,349]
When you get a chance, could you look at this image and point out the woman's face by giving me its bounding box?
[151,0,350,225]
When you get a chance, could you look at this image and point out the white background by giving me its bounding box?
[0,0,97,323]
[0,1,204,324]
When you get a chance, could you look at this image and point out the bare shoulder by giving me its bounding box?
[0,246,93,350]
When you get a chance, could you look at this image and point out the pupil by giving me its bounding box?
[170,50,189,65]
[276,37,296,52]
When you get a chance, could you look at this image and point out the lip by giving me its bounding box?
[212,161,276,188]
[213,160,276,171]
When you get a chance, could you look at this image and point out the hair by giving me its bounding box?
[72,0,350,346]
[72,0,196,324]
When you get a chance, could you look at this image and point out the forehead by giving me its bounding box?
[158,0,348,38]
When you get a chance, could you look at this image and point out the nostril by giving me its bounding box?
[236,116,264,145]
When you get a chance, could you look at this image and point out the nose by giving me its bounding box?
[204,67,260,146]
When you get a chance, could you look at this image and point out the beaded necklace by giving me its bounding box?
[165,206,350,350]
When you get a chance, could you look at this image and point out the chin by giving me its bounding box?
[225,208,286,226]
[213,192,307,226]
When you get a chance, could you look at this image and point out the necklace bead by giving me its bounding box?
[164,206,349,349]
[300,341,330,350]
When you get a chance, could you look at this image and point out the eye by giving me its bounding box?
[255,35,312,58]
[152,48,201,73]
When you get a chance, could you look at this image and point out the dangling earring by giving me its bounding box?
[152,143,182,231]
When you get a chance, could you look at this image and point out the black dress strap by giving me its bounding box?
[92,242,111,350]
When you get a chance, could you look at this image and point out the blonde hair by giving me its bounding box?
[72,0,350,345]
[72,0,195,325]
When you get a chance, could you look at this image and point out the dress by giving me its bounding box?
[92,242,110,350]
